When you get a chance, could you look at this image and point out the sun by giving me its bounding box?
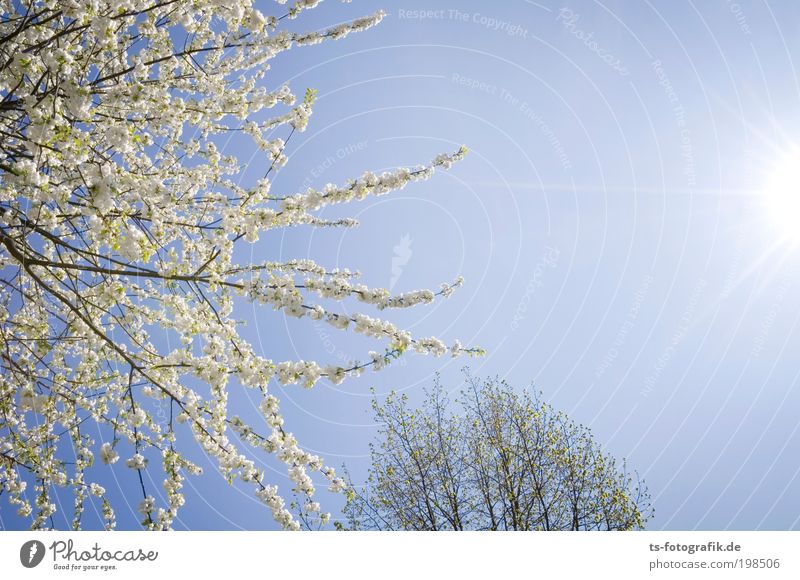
[762,146,800,245]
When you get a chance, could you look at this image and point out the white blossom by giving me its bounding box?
[126,454,147,470]
[100,443,120,465]
[138,496,156,516]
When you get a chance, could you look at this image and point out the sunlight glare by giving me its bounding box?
[762,145,800,246]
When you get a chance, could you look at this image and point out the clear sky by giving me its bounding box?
[3,0,800,531]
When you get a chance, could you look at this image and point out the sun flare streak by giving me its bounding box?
[762,146,800,246]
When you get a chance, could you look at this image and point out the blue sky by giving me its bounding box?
[4,0,800,531]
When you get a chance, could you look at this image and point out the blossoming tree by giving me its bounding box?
[0,0,481,530]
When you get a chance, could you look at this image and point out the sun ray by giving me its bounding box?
[760,144,800,247]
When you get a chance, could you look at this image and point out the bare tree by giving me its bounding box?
[344,373,653,530]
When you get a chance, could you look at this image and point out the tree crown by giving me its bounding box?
[345,372,653,531]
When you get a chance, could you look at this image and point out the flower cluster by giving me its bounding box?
[0,0,481,530]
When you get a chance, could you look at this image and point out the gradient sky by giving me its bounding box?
[3,0,800,531]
